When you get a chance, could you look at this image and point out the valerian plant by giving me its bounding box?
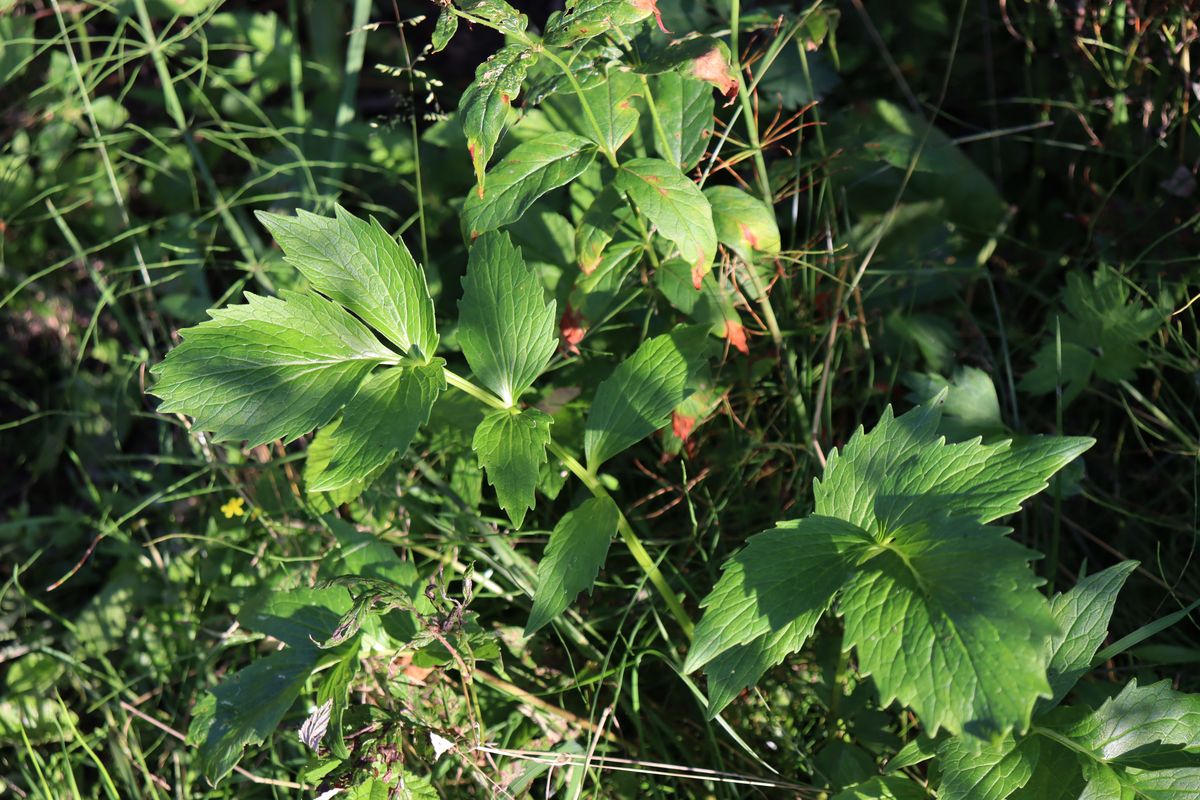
[146,0,1200,794]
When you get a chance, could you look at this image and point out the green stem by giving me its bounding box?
[725,0,785,356]
[441,368,694,638]
[532,47,620,169]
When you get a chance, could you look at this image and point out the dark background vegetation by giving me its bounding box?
[2,0,1198,796]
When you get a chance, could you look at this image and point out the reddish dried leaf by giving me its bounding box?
[724,319,749,354]
[672,411,696,441]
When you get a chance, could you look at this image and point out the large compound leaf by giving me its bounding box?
[584,325,708,469]
[306,360,445,492]
[461,44,536,191]
[458,231,557,405]
[814,402,1093,532]
[614,157,716,287]
[256,206,438,360]
[1055,680,1200,767]
[651,72,713,171]
[1044,561,1138,707]
[463,132,597,236]
[151,292,395,447]
[1022,265,1165,405]
[685,517,874,714]
[526,496,619,635]
[473,407,552,528]
[839,513,1057,739]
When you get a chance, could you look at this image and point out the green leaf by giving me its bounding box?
[937,734,1040,800]
[1044,561,1138,707]
[903,366,1006,442]
[655,257,742,349]
[460,44,536,191]
[1023,265,1165,404]
[574,67,642,153]
[151,292,395,447]
[473,407,552,528]
[831,775,928,800]
[192,646,318,785]
[543,0,655,47]
[575,184,630,274]
[1020,341,1095,407]
[526,496,619,635]
[685,516,873,674]
[306,360,445,492]
[813,403,1093,531]
[458,231,557,405]
[704,185,781,263]
[432,8,458,52]
[700,610,832,716]
[255,206,438,359]
[460,0,528,35]
[238,586,352,648]
[1055,680,1200,767]
[463,132,597,236]
[303,418,382,509]
[839,513,1057,739]
[1009,739,1085,800]
[651,72,713,171]
[584,325,709,469]
[614,158,716,287]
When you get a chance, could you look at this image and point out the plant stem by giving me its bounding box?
[442,368,694,638]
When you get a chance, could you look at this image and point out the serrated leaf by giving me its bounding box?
[306,360,445,492]
[461,44,536,191]
[525,496,619,635]
[1044,561,1138,707]
[431,8,457,52]
[1023,265,1164,405]
[151,292,395,447]
[937,733,1040,800]
[304,418,383,510]
[543,0,655,47]
[1056,680,1200,766]
[584,325,709,469]
[651,72,713,171]
[839,513,1057,739]
[700,615,821,716]
[256,206,438,359]
[614,157,716,287]
[814,403,1094,532]
[463,132,597,236]
[831,775,927,800]
[685,516,874,674]
[573,67,642,153]
[193,646,318,785]
[704,185,781,263]
[458,231,557,405]
[473,407,552,528]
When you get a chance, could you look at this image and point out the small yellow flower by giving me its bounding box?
[220,497,246,519]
